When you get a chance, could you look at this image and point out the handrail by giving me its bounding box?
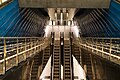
[74,37,120,65]
[80,37,120,40]
[0,37,50,74]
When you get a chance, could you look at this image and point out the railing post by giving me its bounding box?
[41,39,43,50]
[16,38,19,66]
[3,38,6,74]
[85,38,87,49]
[92,38,94,53]
[39,39,41,51]
[101,39,104,57]
[34,38,37,53]
[96,39,98,54]
[36,39,38,52]
[30,38,33,56]
[24,38,27,60]
[37,38,39,52]
[109,39,112,60]
[35,38,37,52]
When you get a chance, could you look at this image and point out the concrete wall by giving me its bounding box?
[19,0,110,8]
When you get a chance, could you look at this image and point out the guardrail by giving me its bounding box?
[74,37,120,65]
[0,37,50,74]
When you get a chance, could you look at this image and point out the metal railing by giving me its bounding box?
[74,37,120,65]
[0,37,50,74]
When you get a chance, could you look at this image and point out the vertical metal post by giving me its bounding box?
[109,39,112,60]
[35,38,37,52]
[34,38,36,52]
[33,38,35,53]
[24,38,26,60]
[16,38,19,66]
[39,39,41,51]
[3,38,6,74]
[29,38,31,54]
[36,38,37,52]
[87,38,89,50]
[96,39,98,55]
[30,38,33,56]
[101,39,104,57]
[36,39,38,52]
[41,39,43,50]
[92,38,94,53]
[85,38,87,50]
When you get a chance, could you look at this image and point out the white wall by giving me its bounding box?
[44,25,79,38]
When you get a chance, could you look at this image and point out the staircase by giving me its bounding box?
[53,40,61,80]
[31,54,40,80]
[42,46,50,70]
[63,39,72,80]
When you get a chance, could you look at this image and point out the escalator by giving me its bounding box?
[85,52,93,80]
[34,32,87,80]
[73,44,82,65]
[82,50,93,80]
[31,53,41,80]
[63,39,72,80]
[42,46,50,70]
[52,40,61,80]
